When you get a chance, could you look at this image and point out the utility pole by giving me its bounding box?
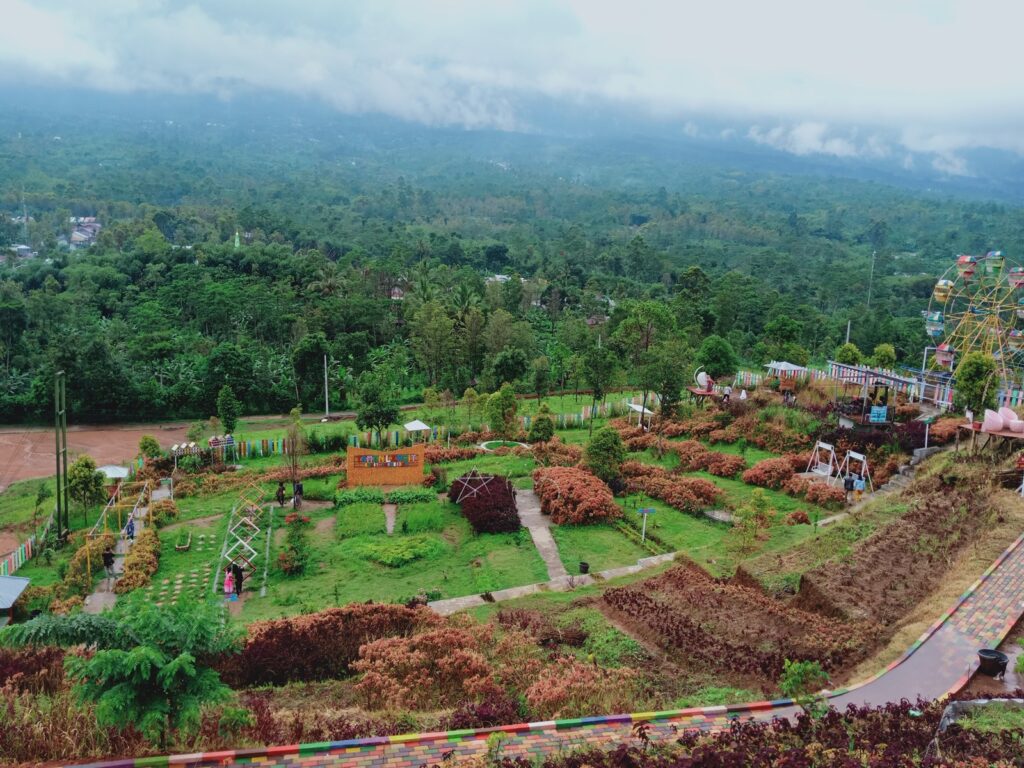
[54,371,69,540]
[845,320,851,344]
[323,354,329,418]
[866,250,877,310]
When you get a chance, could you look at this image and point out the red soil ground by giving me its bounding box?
[0,422,191,493]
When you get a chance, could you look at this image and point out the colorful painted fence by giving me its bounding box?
[0,535,36,577]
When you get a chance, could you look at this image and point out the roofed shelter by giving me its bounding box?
[0,575,30,627]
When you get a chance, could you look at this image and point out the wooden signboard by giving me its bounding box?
[346,445,425,487]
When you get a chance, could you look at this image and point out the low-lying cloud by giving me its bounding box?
[1,0,1021,170]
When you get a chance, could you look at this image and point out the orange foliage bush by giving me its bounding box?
[531,438,583,467]
[804,482,847,509]
[705,453,746,478]
[532,467,620,524]
[741,458,795,490]
[524,658,642,719]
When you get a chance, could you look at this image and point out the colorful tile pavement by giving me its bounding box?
[70,533,1024,768]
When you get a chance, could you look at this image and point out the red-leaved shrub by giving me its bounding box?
[450,473,520,533]
[741,458,796,489]
[805,482,847,509]
[532,467,621,524]
[218,604,441,686]
[705,453,746,477]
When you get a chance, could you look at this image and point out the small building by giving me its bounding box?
[0,575,30,627]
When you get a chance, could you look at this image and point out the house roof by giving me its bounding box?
[403,419,431,431]
[0,575,30,610]
[98,464,130,479]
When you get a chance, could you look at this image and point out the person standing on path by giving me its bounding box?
[294,480,304,510]
[275,481,286,507]
[230,561,244,597]
[126,517,135,541]
[223,569,235,601]
[102,546,115,585]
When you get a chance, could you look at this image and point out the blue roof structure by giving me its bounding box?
[0,575,31,610]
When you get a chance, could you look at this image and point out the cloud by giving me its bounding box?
[0,0,1021,157]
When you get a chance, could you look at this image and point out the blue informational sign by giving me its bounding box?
[638,507,656,515]
[869,405,888,423]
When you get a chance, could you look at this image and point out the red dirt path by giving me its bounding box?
[0,422,191,493]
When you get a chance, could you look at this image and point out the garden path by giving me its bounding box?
[73,529,1024,768]
[82,484,170,615]
[382,503,396,534]
[515,489,568,580]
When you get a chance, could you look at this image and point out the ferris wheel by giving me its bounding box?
[924,251,1024,386]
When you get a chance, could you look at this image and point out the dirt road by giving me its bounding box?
[0,422,191,492]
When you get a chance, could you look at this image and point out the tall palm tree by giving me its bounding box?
[307,263,345,297]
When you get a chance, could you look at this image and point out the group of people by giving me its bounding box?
[223,560,245,600]
[275,480,304,509]
[843,472,867,502]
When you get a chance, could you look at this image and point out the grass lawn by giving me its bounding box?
[700,440,779,465]
[688,471,828,517]
[238,498,548,622]
[960,702,1024,733]
[444,453,535,479]
[146,511,234,604]
[0,478,48,541]
[550,524,649,573]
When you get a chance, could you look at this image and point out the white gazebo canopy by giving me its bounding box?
[97,464,130,480]
[403,419,432,432]
[764,361,808,374]
[627,403,654,415]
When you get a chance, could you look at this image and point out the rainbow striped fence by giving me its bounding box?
[0,535,35,577]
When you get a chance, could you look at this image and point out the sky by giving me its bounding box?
[2,0,1022,172]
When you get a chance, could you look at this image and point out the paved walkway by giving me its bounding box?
[515,489,569,580]
[73,526,1024,768]
[82,483,169,615]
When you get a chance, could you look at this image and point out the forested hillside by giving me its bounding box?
[2,102,1023,423]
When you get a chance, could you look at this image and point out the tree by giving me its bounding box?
[486,383,519,438]
[410,300,455,385]
[284,406,305,484]
[779,659,830,718]
[584,345,617,436]
[0,600,239,747]
[527,404,555,443]
[461,387,480,429]
[731,488,774,554]
[355,365,401,446]
[531,356,551,399]
[834,342,863,366]
[67,455,106,527]
[954,352,997,416]
[216,384,242,433]
[613,301,676,415]
[490,348,529,387]
[33,482,52,537]
[584,427,626,484]
[138,435,161,459]
[696,335,739,379]
[872,343,896,368]
[186,421,206,444]
[643,340,689,421]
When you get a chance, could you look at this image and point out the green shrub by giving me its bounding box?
[386,487,436,505]
[354,535,445,567]
[399,503,446,534]
[335,487,385,507]
[336,502,387,537]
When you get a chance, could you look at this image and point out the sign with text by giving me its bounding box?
[346,445,425,487]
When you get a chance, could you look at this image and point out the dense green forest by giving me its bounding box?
[2,103,1023,423]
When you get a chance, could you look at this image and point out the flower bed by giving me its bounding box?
[621,462,722,515]
[114,528,160,594]
[449,473,519,533]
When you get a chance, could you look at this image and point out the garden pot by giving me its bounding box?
[977,648,1009,677]
[579,561,590,575]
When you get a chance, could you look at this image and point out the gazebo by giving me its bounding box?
[764,361,808,376]
[627,403,654,428]
[403,419,432,434]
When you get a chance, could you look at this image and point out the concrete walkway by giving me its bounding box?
[83,482,169,615]
[515,489,569,580]
[428,551,678,616]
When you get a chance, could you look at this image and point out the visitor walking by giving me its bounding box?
[223,569,235,600]
[843,473,855,503]
[275,481,286,507]
[722,384,733,404]
[126,518,135,541]
[231,561,244,597]
[853,474,866,502]
[294,480,304,510]
[102,546,115,581]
